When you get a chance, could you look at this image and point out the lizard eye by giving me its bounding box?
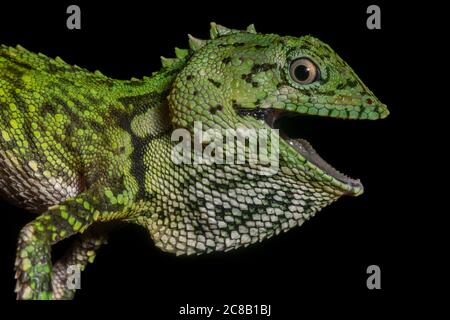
[289,58,319,85]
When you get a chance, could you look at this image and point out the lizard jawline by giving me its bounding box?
[264,109,363,193]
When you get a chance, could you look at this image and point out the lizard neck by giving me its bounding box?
[110,57,188,112]
[104,68,184,201]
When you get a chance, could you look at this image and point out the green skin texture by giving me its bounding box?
[0,23,389,300]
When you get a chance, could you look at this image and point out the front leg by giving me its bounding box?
[15,194,97,300]
[51,227,108,300]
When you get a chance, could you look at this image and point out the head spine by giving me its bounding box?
[160,22,258,70]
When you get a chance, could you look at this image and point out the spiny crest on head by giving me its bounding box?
[160,22,257,69]
[210,22,257,39]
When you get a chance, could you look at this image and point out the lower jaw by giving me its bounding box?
[281,138,364,197]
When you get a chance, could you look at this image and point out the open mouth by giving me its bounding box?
[253,108,364,195]
[266,109,363,194]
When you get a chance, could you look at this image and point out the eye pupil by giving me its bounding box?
[294,65,310,81]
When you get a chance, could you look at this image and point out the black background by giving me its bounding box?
[0,0,434,317]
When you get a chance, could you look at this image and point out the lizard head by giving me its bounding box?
[168,23,389,199]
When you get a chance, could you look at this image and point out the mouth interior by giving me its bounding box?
[263,109,362,190]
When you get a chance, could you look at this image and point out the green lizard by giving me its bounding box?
[0,23,389,300]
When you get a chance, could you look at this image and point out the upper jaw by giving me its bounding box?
[264,108,364,196]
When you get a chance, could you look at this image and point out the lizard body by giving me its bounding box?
[0,23,388,299]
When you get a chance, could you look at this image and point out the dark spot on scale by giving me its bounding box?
[210,104,224,114]
[41,103,57,116]
[222,57,232,64]
[208,78,221,88]
[231,99,242,109]
[303,200,313,212]
[241,74,252,83]
[250,63,276,73]
[86,94,102,105]
[232,42,245,47]
[347,80,358,88]
[5,66,24,79]
[186,75,193,80]
[254,45,268,49]
[193,90,199,96]
[366,98,373,105]
[63,138,77,155]
[46,62,66,74]
[240,63,277,85]
[251,81,259,88]
[59,78,75,86]
[358,108,366,118]
[336,83,346,90]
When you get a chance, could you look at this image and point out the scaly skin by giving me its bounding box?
[0,23,389,300]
